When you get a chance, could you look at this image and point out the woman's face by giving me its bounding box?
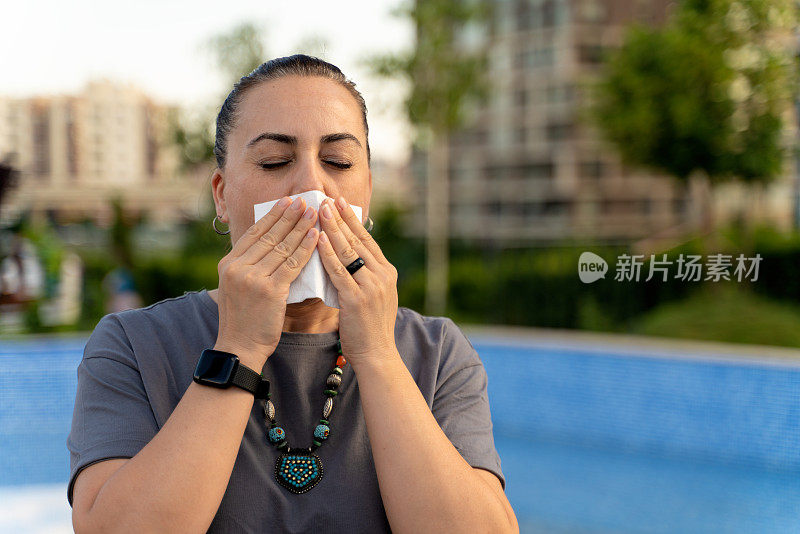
[211,75,372,247]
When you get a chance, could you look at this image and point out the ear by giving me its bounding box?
[210,168,228,222]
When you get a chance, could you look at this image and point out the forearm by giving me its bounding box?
[83,378,255,533]
[353,349,516,534]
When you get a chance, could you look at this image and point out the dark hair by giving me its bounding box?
[214,54,371,169]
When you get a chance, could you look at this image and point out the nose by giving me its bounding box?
[290,154,334,200]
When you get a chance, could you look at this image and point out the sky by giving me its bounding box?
[0,0,415,163]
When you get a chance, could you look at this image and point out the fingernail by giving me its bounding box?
[319,231,329,244]
[278,197,291,208]
[321,203,333,219]
[303,206,314,219]
[336,197,346,211]
[292,197,303,210]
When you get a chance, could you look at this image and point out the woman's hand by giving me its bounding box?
[316,196,399,368]
[214,196,320,369]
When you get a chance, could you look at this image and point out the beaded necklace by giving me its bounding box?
[263,334,346,494]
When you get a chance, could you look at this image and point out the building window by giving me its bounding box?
[578,0,606,23]
[66,103,78,178]
[484,161,554,180]
[516,0,563,31]
[578,44,605,65]
[542,0,556,27]
[485,200,503,216]
[514,127,526,145]
[523,47,554,69]
[32,105,50,176]
[514,89,527,108]
[521,162,554,179]
[516,0,534,31]
[546,84,575,104]
[543,199,567,215]
[522,201,541,218]
[449,166,468,182]
[546,122,573,142]
[145,108,158,177]
[602,199,637,215]
[580,160,604,178]
[484,164,508,181]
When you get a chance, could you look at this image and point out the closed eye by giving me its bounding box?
[259,161,352,170]
[260,161,287,170]
[326,161,352,170]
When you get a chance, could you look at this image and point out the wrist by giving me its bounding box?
[213,341,273,370]
[349,346,403,376]
[194,347,271,400]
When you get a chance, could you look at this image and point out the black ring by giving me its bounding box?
[346,257,365,275]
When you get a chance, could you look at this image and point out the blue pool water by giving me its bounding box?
[2,333,800,533]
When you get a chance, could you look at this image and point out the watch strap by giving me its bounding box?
[232,361,271,399]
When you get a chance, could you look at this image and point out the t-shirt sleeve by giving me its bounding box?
[431,318,506,491]
[66,314,160,508]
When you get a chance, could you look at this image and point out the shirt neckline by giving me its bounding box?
[197,289,340,346]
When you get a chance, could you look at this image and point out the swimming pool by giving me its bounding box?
[2,331,800,533]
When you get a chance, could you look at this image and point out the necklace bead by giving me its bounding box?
[268,426,285,443]
[314,424,330,440]
[326,374,342,387]
[323,397,334,419]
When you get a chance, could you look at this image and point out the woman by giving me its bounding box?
[67,55,518,533]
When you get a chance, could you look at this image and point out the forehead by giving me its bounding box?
[232,75,364,142]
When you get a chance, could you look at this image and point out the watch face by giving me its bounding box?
[194,350,238,386]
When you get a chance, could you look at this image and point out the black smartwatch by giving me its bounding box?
[193,348,270,399]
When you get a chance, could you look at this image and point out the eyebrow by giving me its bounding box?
[246,132,362,149]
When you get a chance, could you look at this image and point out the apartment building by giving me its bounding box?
[0,80,205,227]
[406,0,797,246]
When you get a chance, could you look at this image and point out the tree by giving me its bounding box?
[363,0,492,316]
[588,0,798,233]
[171,22,268,172]
[109,195,135,269]
[167,22,269,256]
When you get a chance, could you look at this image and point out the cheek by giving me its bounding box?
[229,183,293,240]
[226,183,261,231]
[345,189,369,222]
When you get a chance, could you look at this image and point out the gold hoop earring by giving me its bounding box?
[212,214,230,235]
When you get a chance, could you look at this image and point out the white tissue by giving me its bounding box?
[253,190,363,309]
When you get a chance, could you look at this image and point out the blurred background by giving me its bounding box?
[2,0,800,532]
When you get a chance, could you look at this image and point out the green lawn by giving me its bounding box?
[630,285,800,348]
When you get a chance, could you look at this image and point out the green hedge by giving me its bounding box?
[17,212,800,339]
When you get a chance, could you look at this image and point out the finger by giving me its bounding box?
[271,226,320,284]
[317,230,359,293]
[230,196,292,258]
[319,198,375,272]
[333,196,389,265]
[325,197,378,266]
[257,205,318,276]
[239,197,310,265]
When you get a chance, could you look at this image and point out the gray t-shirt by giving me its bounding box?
[67,289,505,533]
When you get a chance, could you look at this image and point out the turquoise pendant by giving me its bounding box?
[275,448,324,494]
